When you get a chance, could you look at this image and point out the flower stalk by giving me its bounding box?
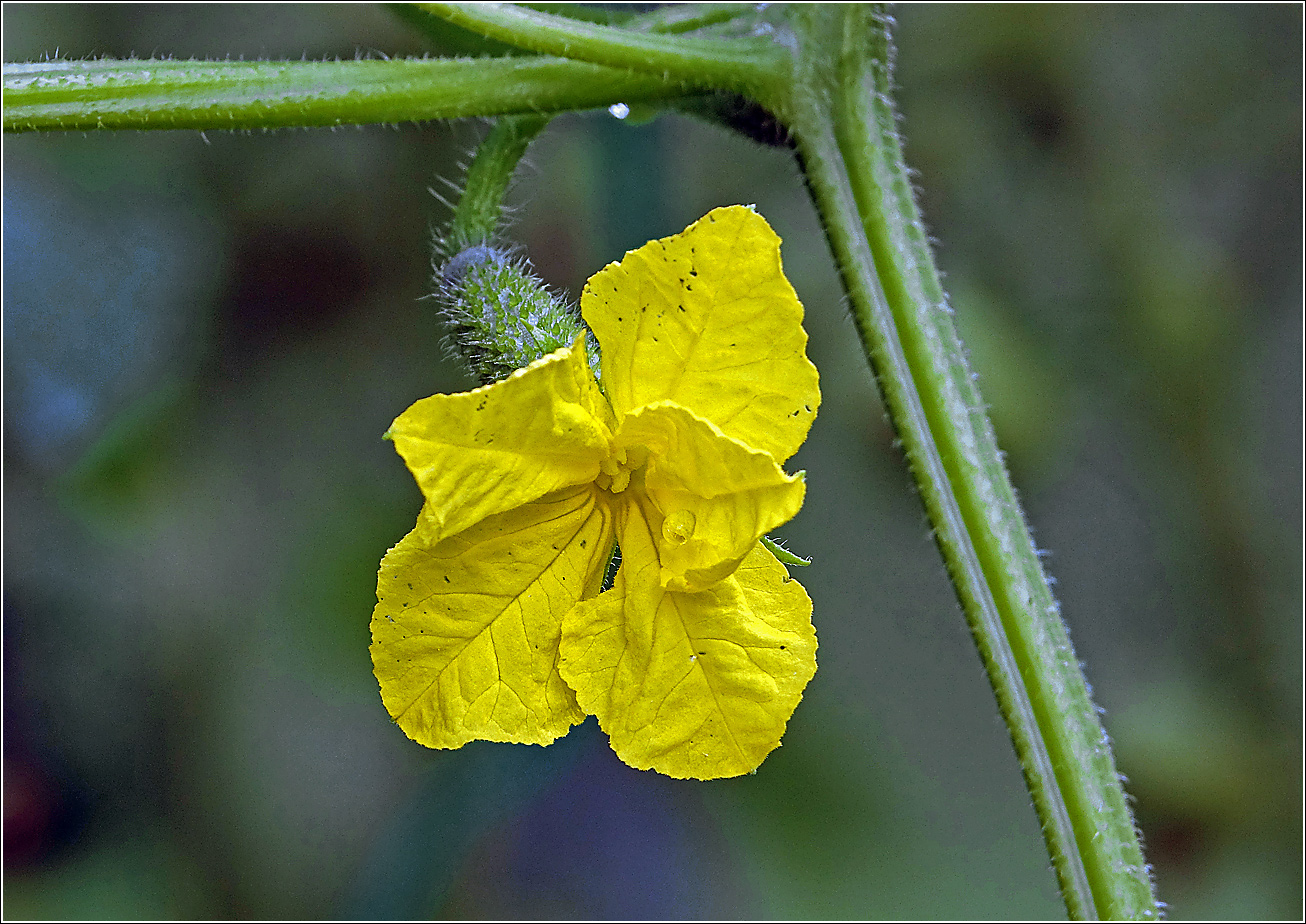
[433,114,598,385]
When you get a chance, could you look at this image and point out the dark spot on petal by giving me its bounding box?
[444,576,450,583]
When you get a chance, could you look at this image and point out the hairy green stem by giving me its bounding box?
[2,56,679,132]
[773,7,1157,919]
[449,113,551,246]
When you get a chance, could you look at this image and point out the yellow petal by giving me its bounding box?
[614,401,805,592]
[558,510,817,780]
[371,485,615,748]
[386,338,613,544]
[581,206,820,463]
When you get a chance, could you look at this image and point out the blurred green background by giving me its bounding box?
[3,4,1300,919]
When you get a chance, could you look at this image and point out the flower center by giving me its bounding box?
[661,509,696,545]
[595,446,648,495]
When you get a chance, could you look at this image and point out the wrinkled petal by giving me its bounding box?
[558,508,817,780]
[582,205,820,463]
[371,485,615,748]
[386,338,613,544]
[615,401,805,592]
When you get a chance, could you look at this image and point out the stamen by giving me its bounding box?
[598,449,632,494]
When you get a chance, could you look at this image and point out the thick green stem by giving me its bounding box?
[2,56,679,132]
[777,7,1157,919]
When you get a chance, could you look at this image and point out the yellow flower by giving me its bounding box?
[370,206,820,779]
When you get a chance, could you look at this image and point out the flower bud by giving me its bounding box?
[434,243,599,385]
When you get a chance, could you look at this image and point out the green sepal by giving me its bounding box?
[761,535,812,567]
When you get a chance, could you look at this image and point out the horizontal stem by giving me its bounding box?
[416,2,787,97]
[520,2,750,33]
[608,3,753,35]
[2,56,681,132]
[517,3,636,26]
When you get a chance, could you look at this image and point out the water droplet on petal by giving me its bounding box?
[661,509,696,545]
